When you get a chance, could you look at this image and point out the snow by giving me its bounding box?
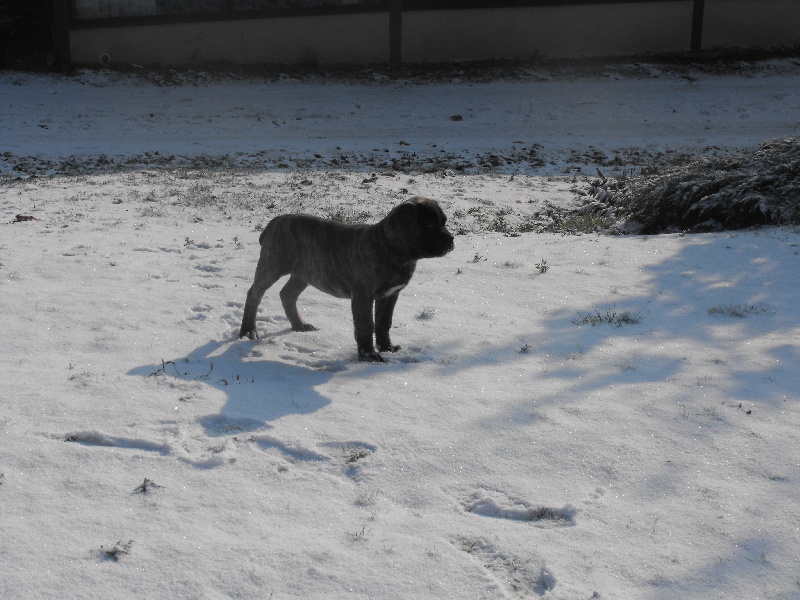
[2,61,800,599]
[4,60,800,177]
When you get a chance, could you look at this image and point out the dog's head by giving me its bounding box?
[383,196,455,259]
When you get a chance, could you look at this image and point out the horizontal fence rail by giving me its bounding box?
[69,0,688,27]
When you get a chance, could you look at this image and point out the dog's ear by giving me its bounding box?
[383,202,419,246]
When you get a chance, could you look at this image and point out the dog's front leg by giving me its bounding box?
[352,289,383,362]
[375,292,401,353]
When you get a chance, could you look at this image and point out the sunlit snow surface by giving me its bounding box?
[2,61,799,598]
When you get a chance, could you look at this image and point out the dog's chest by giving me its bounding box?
[380,283,407,298]
[376,262,416,299]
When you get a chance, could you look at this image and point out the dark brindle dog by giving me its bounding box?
[239,196,454,362]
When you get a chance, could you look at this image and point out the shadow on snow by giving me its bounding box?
[467,229,800,596]
[471,230,799,412]
[128,338,332,436]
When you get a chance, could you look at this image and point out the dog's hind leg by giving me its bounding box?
[280,275,317,332]
[239,260,282,340]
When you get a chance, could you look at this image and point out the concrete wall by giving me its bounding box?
[402,2,692,62]
[69,12,390,66]
[68,1,800,66]
[703,0,800,49]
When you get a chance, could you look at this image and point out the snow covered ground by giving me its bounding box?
[4,58,800,177]
[1,60,799,599]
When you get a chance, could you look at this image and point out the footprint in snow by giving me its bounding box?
[188,304,213,320]
[320,441,377,479]
[194,262,223,274]
[462,487,576,527]
[457,536,558,597]
[62,429,237,470]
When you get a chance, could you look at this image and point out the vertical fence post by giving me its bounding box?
[52,0,72,68]
[389,0,402,66]
[691,0,705,50]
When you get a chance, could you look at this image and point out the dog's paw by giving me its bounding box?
[239,329,259,340]
[377,343,401,353]
[293,323,318,332]
[358,349,385,363]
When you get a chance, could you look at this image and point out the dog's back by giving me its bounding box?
[258,214,378,299]
[259,213,368,245]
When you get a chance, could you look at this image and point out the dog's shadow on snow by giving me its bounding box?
[128,338,332,436]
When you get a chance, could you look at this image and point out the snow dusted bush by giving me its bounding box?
[575,137,800,234]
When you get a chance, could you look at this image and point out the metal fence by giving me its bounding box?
[54,0,745,66]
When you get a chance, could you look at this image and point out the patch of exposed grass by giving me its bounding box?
[572,306,642,327]
[324,207,372,224]
[553,213,611,234]
[417,306,437,320]
[707,303,774,317]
